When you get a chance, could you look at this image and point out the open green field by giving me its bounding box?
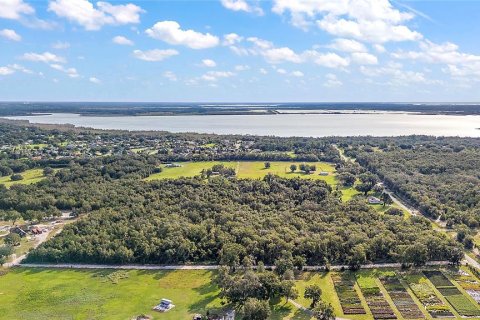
[0,268,304,320]
[145,161,236,180]
[0,169,46,189]
[146,161,336,184]
[2,267,477,320]
[144,161,412,212]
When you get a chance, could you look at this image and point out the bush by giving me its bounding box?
[10,174,23,181]
[4,233,21,246]
[386,207,403,216]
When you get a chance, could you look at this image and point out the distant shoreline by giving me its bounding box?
[1,102,480,117]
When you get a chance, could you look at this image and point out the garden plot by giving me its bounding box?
[331,273,366,315]
[403,273,454,318]
[423,271,480,317]
[450,269,480,303]
[356,274,396,320]
[380,276,424,319]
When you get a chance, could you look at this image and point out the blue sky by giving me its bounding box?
[0,0,479,102]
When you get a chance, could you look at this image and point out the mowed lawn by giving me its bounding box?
[0,268,308,320]
[236,161,336,184]
[0,269,224,320]
[146,161,336,184]
[145,161,236,180]
[0,169,46,189]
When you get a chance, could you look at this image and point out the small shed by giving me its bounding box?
[368,196,382,204]
[153,299,175,312]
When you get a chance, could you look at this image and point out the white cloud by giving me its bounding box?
[235,65,250,71]
[21,52,66,64]
[0,0,34,20]
[360,63,435,85]
[112,35,134,46]
[0,29,21,41]
[48,0,144,31]
[373,44,386,53]
[202,59,217,67]
[50,64,80,78]
[324,73,343,87]
[201,70,235,81]
[248,37,303,64]
[393,40,480,79]
[133,49,179,62]
[276,68,287,74]
[223,33,243,46]
[89,76,101,84]
[291,70,304,77]
[273,0,422,43]
[0,66,15,76]
[97,2,143,24]
[328,38,367,53]
[317,17,422,43]
[9,63,32,74]
[163,71,178,81]
[146,21,219,49]
[52,41,70,49]
[351,52,378,65]
[259,68,268,75]
[220,0,263,15]
[304,51,350,68]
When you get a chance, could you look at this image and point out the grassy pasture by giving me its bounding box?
[144,161,412,212]
[0,268,304,320]
[1,267,479,320]
[0,169,46,189]
[146,161,338,185]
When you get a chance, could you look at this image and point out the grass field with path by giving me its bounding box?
[0,169,46,189]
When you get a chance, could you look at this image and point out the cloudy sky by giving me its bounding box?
[0,0,479,102]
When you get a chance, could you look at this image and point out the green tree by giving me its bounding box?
[10,174,23,181]
[355,173,378,195]
[290,164,297,173]
[0,245,14,266]
[220,243,245,270]
[4,233,21,246]
[304,284,322,308]
[280,280,298,302]
[43,167,55,176]
[381,192,393,206]
[312,302,335,320]
[264,162,271,169]
[243,298,271,320]
[348,245,366,270]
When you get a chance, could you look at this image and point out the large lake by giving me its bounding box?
[5,112,480,137]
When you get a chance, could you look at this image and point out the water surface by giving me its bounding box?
[5,112,480,137]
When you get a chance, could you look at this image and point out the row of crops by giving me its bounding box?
[423,271,480,317]
[331,269,480,319]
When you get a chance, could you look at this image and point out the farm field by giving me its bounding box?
[2,268,478,320]
[0,169,46,188]
[0,268,305,320]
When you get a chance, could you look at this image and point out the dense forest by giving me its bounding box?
[340,138,480,229]
[1,122,477,267]
[10,162,459,266]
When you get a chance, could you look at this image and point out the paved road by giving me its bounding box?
[464,253,480,269]
[18,261,450,270]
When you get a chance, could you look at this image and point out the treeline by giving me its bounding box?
[344,138,480,229]
[20,168,460,266]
